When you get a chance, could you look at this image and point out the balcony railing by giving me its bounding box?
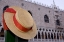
[0,28,64,42]
[29,28,64,42]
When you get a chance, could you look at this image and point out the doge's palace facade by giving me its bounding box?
[0,0,64,42]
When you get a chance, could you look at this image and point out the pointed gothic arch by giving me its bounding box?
[56,19,60,26]
[44,15,49,23]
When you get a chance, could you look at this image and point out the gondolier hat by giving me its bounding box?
[4,6,37,39]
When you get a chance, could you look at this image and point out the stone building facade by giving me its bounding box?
[0,0,64,42]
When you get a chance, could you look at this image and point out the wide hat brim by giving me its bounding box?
[4,6,37,39]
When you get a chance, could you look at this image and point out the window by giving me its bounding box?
[28,10,32,16]
[44,15,49,23]
[56,19,60,26]
[49,11,50,13]
[21,3,24,6]
[38,8,40,10]
[3,5,9,13]
[55,11,58,13]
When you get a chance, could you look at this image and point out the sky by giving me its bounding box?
[31,0,64,10]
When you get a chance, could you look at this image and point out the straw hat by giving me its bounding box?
[4,6,37,39]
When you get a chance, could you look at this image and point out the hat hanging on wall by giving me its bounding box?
[4,6,37,39]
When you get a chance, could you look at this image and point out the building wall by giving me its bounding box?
[0,0,56,29]
[0,0,64,30]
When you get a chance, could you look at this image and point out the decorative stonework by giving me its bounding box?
[25,0,64,11]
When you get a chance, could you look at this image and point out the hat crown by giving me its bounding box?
[15,8,33,29]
